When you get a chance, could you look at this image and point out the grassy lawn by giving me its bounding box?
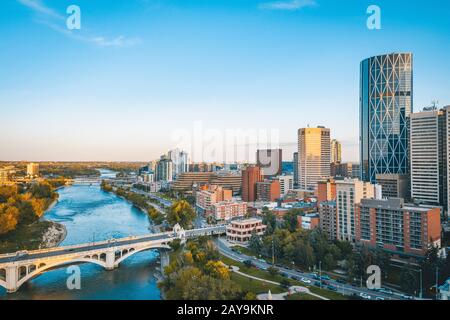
[231,245,259,258]
[0,221,54,254]
[220,254,302,285]
[230,272,285,294]
[307,285,348,300]
[286,293,322,301]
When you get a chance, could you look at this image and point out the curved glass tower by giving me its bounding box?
[360,53,413,183]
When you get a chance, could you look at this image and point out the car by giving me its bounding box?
[258,259,266,263]
[314,281,322,287]
[375,296,385,301]
[327,285,338,291]
[300,277,312,284]
[336,278,347,284]
[15,250,28,258]
[359,293,372,300]
[378,288,393,295]
[401,294,414,300]
[321,275,331,281]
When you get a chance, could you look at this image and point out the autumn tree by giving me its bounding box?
[167,200,196,228]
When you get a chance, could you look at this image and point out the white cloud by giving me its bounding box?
[17,0,64,20]
[17,0,142,48]
[259,0,317,11]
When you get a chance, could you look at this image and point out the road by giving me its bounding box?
[216,238,415,301]
[0,233,170,265]
[0,226,226,265]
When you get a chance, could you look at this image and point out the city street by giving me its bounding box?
[216,238,414,301]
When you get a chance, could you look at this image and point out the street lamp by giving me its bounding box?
[319,261,322,289]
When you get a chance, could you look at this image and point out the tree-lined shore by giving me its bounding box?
[0,180,67,254]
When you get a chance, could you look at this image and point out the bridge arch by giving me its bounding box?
[16,257,108,290]
[113,243,171,267]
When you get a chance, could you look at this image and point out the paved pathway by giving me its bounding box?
[226,266,328,301]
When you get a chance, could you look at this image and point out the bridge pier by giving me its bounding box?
[5,266,18,293]
[105,251,116,270]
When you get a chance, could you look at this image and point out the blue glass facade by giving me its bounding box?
[360,53,413,183]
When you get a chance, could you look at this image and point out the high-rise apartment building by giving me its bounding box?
[27,163,39,177]
[155,155,173,182]
[331,139,342,164]
[278,175,293,196]
[316,179,336,203]
[298,126,331,190]
[319,201,338,240]
[356,198,441,257]
[376,173,410,200]
[242,166,263,202]
[256,179,281,202]
[410,108,448,215]
[293,152,299,187]
[256,149,282,177]
[360,53,413,183]
[336,179,380,242]
[168,149,189,178]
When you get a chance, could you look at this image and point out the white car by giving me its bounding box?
[300,277,312,284]
[359,293,372,300]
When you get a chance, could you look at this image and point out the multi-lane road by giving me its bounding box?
[216,238,416,301]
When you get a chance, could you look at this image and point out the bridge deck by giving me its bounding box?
[0,226,226,265]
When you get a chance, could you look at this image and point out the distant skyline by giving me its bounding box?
[1,0,450,162]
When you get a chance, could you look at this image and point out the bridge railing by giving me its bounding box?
[0,226,227,258]
[0,231,175,258]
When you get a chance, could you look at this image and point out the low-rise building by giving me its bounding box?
[297,213,320,230]
[196,185,232,215]
[211,201,247,221]
[226,218,267,244]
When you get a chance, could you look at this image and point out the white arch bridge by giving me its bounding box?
[0,225,225,293]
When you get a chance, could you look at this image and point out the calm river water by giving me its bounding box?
[0,170,162,300]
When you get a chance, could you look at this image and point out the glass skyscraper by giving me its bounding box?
[360,53,413,183]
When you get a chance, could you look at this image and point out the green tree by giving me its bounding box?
[248,231,263,255]
[167,200,196,228]
[283,210,299,232]
[400,265,419,295]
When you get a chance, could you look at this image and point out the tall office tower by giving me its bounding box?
[242,166,263,202]
[360,53,413,183]
[155,155,173,182]
[331,139,342,164]
[256,149,282,177]
[293,152,299,187]
[410,107,448,215]
[298,126,331,191]
[168,148,189,178]
[336,179,379,242]
[26,163,39,177]
[446,106,450,218]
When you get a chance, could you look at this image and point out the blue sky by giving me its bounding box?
[1,0,449,162]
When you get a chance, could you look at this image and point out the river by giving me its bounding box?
[0,169,162,300]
